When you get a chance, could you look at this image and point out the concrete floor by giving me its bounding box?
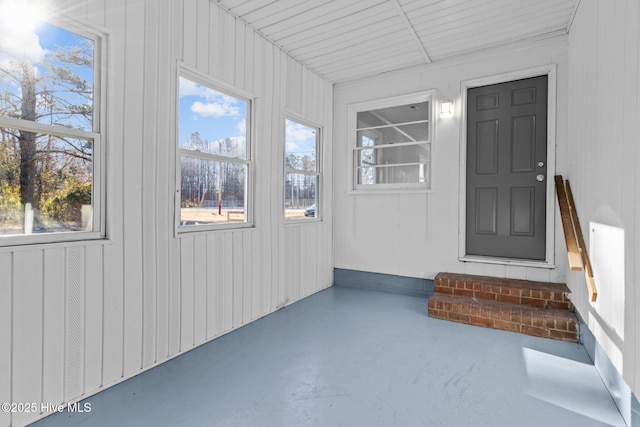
[32,287,625,427]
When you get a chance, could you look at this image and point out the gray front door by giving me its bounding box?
[466,75,548,260]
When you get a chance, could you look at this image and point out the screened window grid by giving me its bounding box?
[352,95,433,192]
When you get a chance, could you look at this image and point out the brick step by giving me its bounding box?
[434,272,573,310]
[428,294,578,343]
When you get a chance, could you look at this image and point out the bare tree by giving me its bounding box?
[0,37,93,215]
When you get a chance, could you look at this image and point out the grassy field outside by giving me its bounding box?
[181,207,311,223]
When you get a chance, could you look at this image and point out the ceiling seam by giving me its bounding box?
[566,0,582,33]
[213,0,332,83]
[334,28,569,86]
[388,0,432,64]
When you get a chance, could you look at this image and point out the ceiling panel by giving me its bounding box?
[216,0,578,83]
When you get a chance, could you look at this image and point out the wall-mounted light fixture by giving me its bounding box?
[440,100,454,117]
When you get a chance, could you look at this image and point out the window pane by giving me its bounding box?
[285,172,317,219]
[357,122,428,146]
[180,156,247,225]
[358,166,375,185]
[285,119,317,172]
[356,143,430,186]
[0,127,93,236]
[179,77,247,159]
[357,148,376,184]
[0,22,94,132]
[357,101,428,128]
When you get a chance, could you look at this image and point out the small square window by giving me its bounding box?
[349,91,435,193]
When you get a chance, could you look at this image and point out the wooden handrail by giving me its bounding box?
[555,176,582,270]
[555,175,598,302]
[565,180,598,302]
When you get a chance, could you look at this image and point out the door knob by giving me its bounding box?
[536,174,545,182]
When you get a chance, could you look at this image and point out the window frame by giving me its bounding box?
[0,17,106,247]
[284,113,322,223]
[356,128,382,186]
[175,65,255,234]
[348,90,436,194]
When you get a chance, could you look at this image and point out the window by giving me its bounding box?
[285,117,320,220]
[0,17,104,245]
[349,91,434,192]
[177,69,252,231]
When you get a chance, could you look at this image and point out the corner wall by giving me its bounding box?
[0,1,333,426]
[333,37,569,283]
[566,0,640,423]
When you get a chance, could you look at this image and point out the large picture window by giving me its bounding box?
[284,117,320,220]
[177,69,252,230]
[349,91,435,192]
[0,16,104,245]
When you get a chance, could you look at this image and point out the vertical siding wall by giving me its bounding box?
[0,1,333,426]
[332,38,569,284]
[567,0,640,402]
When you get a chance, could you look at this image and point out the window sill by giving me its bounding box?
[176,222,255,236]
[284,218,323,226]
[459,255,555,269]
[348,188,434,196]
[0,234,110,252]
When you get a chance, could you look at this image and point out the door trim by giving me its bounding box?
[458,64,557,268]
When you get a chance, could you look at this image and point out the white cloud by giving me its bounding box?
[0,29,47,68]
[191,100,240,117]
[179,78,207,98]
[180,78,244,118]
[0,1,47,67]
[286,120,316,152]
[237,118,246,136]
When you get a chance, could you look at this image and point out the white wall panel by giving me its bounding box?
[250,231,264,321]
[194,234,208,344]
[196,0,210,71]
[154,0,173,364]
[3,1,333,425]
[41,249,65,407]
[0,253,11,427]
[180,237,195,350]
[333,37,569,283]
[84,245,104,394]
[122,0,146,378]
[85,0,106,28]
[65,247,85,402]
[102,0,127,387]
[12,251,43,427]
[205,233,219,338]
[567,0,640,399]
[242,231,254,323]
[142,0,160,369]
[221,232,234,332]
[232,231,244,328]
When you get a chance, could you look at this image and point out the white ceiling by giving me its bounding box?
[216,0,579,84]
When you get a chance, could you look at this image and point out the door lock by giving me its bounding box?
[537,161,545,167]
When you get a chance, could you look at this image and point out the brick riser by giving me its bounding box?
[434,273,573,310]
[428,273,579,343]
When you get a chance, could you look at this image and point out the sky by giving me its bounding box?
[179,79,317,164]
[179,77,247,155]
[0,12,94,131]
[285,119,316,162]
[0,3,315,162]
